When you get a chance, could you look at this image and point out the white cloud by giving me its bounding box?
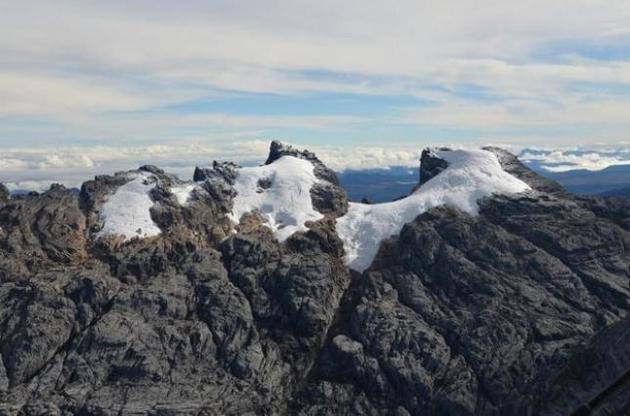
[0,0,630,148]
[0,140,426,190]
[519,148,630,172]
[0,71,153,119]
[317,146,420,171]
[4,180,77,193]
[398,96,630,130]
[2,138,630,192]
[1,2,630,104]
[0,151,95,170]
[4,1,627,75]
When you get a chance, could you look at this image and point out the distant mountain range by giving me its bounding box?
[534,164,630,196]
[338,166,418,203]
[600,185,630,197]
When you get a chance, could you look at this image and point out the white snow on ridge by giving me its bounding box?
[230,156,323,242]
[97,172,162,241]
[171,183,196,205]
[336,149,532,272]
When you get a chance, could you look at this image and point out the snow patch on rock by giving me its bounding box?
[97,172,161,241]
[171,183,196,205]
[230,156,323,242]
[336,149,532,272]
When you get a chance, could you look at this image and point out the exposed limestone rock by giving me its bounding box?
[520,314,630,415]
[484,146,566,194]
[264,140,349,217]
[294,148,630,416]
[193,160,239,184]
[0,183,8,205]
[0,184,87,267]
[265,140,340,185]
[0,142,629,415]
[419,147,450,185]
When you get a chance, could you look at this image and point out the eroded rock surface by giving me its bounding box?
[419,147,450,186]
[0,142,351,415]
[0,142,629,416]
[0,184,8,205]
[264,140,348,217]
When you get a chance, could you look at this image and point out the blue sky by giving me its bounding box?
[1,0,630,186]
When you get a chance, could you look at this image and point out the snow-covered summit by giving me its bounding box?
[92,143,530,262]
[96,172,162,241]
[230,155,324,241]
[94,141,332,244]
[336,148,532,272]
[95,168,199,242]
[265,140,340,185]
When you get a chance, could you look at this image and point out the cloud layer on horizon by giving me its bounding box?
[520,147,630,172]
[0,140,426,191]
[3,140,630,193]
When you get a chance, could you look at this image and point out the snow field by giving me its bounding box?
[336,149,531,271]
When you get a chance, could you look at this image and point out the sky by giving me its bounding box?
[1,0,630,188]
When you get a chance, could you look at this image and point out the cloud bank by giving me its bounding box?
[1,0,630,183]
[519,147,630,172]
[0,141,426,191]
[4,138,629,193]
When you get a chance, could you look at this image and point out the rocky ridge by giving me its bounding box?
[0,143,628,415]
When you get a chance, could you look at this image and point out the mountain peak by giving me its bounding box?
[419,147,451,185]
[338,147,533,271]
[264,140,339,185]
[483,146,566,194]
[2,141,630,414]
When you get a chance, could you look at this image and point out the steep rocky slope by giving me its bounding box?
[0,142,629,416]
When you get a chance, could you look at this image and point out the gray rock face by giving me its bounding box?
[419,147,450,185]
[295,203,624,414]
[294,150,630,415]
[193,160,239,184]
[0,183,8,205]
[263,140,349,217]
[511,313,630,415]
[1,143,630,415]
[311,182,349,217]
[0,142,352,415]
[483,146,566,194]
[0,184,87,267]
[265,140,340,185]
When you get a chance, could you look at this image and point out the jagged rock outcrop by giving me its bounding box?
[264,140,348,217]
[265,140,338,185]
[483,146,567,194]
[0,142,629,415]
[0,142,352,415]
[419,147,450,185]
[513,312,630,415]
[0,183,8,205]
[193,160,239,184]
[293,147,630,415]
[295,205,610,413]
[0,184,87,269]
